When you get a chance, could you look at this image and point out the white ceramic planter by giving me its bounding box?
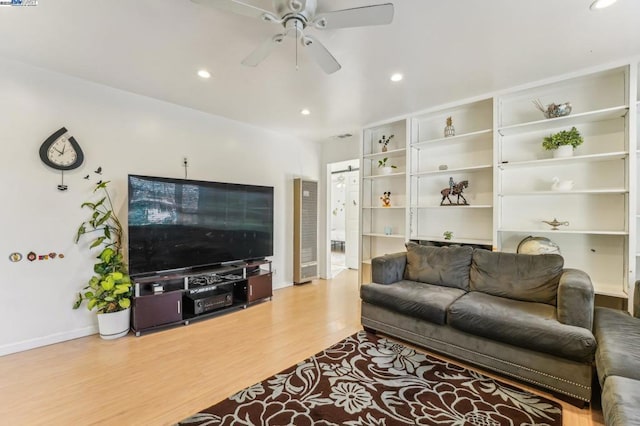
[381,166,393,175]
[97,308,130,340]
[553,145,574,158]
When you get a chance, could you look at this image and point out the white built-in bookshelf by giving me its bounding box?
[359,59,640,303]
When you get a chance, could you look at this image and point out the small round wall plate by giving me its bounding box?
[9,252,23,262]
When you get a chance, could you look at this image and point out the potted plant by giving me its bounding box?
[73,181,132,340]
[378,134,394,152]
[542,126,583,158]
[377,157,397,175]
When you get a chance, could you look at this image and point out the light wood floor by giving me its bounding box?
[0,269,603,425]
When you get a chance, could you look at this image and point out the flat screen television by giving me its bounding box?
[127,174,274,276]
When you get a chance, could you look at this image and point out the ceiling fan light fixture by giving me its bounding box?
[289,0,303,12]
[590,0,617,10]
[301,108,311,115]
[314,17,328,29]
[390,73,403,82]
[197,69,211,79]
[196,0,395,74]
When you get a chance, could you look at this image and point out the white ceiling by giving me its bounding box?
[1,0,639,142]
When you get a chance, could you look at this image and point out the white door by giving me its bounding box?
[345,170,360,269]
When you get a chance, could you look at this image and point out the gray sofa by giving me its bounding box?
[360,242,597,403]
[594,281,640,425]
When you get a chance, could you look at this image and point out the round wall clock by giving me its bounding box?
[39,127,84,171]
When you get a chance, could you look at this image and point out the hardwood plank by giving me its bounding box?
[0,270,602,425]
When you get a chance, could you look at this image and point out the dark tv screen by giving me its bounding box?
[128,175,274,276]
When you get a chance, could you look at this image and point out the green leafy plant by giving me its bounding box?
[73,181,132,314]
[377,157,397,168]
[542,126,583,151]
[378,134,394,147]
[443,231,453,241]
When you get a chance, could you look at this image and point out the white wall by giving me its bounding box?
[0,58,320,355]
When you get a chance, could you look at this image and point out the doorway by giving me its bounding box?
[328,160,360,278]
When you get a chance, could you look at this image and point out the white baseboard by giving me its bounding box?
[273,280,293,291]
[0,326,97,357]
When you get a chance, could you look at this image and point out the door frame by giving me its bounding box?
[325,160,360,279]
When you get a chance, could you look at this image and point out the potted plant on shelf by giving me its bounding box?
[377,157,397,175]
[378,134,394,152]
[542,126,583,158]
[73,181,132,340]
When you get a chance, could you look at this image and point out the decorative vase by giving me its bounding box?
[444,116,455,137]
[97,308,130,340]
[553,145,573,158]
[382,166,393,175]
[381,145,387,152]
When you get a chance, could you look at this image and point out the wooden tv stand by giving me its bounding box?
[130,259,272,336]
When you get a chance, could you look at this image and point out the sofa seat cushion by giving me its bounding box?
[470,249,563,305]
[360,280,466,325]
[404,242,473,291]
[601,376,640,426]
[448,292,596,362]
[594,307,640,385]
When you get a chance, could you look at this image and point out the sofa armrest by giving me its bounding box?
[371,252,407,284]
[557,268,594,330]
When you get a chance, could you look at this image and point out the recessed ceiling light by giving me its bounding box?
[301,108,311,116]
[390,73,404,82]
[197,69,211,79]
[590,0,617,10]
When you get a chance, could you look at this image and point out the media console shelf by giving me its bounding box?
[131,259,272,336]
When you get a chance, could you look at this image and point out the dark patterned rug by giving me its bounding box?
[178,331,562,425]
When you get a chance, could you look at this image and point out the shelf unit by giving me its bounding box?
[360,119,408,284]
[496,65,631,297]
[633,61,640,307]
[359,58,640,304]
[409,98,494,248]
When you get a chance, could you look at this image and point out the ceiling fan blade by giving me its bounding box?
[241,34,285,67]
[191,0,276,20]
[302,35,341,74]
[313,3,394,30]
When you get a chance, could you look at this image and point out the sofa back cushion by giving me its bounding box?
[404,242,473,291]
[470,249,563,305]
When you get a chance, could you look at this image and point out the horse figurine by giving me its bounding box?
[440,180,469,205]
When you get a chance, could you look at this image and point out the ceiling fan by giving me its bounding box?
[192,0,394,74]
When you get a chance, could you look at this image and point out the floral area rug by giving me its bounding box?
[177,331,562,425]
